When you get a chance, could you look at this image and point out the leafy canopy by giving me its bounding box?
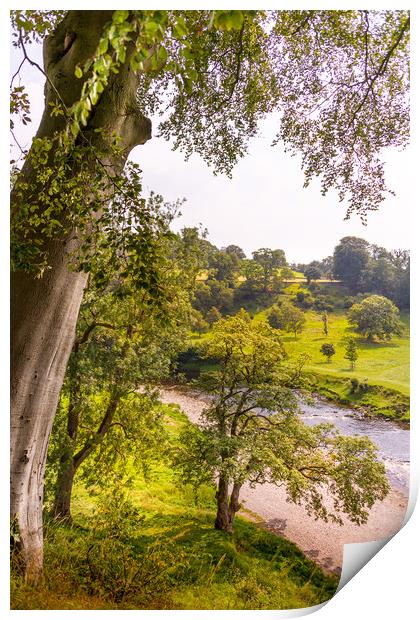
[11,9,410,219]
[348,294,403,341]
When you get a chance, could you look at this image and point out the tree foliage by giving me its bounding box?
[268,301,306,338]
[11,9,410,227]
[175,312,389,533]
[343,337,359,370]
[348,295,403,341]
[320,343,336,363]
[333,237,371,292]
[47,226,203,517]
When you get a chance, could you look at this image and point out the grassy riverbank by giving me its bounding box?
[186,306,409,421]
[11,406,338,610]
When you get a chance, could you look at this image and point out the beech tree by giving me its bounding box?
[10,9,409,579]
[176,312,389,534]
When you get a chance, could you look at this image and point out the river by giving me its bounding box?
[297,395,409,494]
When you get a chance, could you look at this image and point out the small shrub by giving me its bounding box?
[350,378,359,393]
[82,487,190,604]
[294,290,314,309]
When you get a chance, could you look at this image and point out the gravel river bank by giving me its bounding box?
[159,386,409,575]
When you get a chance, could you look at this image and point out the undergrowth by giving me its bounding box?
[11,406,338,610]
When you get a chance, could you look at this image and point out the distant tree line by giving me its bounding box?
[332,237,409,309]
[189,233,409,327]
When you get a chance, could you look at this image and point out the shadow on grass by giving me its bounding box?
[357,340,400,350]
[130,510,338,595]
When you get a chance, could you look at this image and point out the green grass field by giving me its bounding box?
[254,309,410,396]
[11,406,338,610]
[188,301,409,420]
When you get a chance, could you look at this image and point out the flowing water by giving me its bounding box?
[297,395,410,494]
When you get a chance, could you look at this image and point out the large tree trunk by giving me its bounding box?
[10,11,151,581]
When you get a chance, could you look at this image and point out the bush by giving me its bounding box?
[36,486,190,607]
[350,378,359,393]
[313,296,334,312]
[294,290,314,309]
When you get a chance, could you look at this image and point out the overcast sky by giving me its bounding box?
[10,23,411,264]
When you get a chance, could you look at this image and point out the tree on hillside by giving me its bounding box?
[333,237,371,292]
[320,343,336,363]
[252,248,287,290]
[348,295,403,342]
[49,293,172,521]
[175,312,389,534]
[343,337,359,370]
[222,245,246,260]
[279,266,295,281]
[268,301,306,339]
[49,226,201,520]
[207,306,222,325]
[193,279,234,315]
[208,250,240,285]
[304,264,322,284]
[320,256,334,280]
[363,256,397,298]
[321,311,329,336]
[190,309,209,334]
[10,9,409,579]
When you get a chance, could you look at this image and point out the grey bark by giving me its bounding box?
[10,11,151,581]
[214,476,242,533]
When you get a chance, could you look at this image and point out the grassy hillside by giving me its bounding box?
[188,298,409,420]
[11,406,338,610]
[255,309,409,395]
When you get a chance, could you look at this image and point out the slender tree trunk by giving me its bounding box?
[52,390,121,520]
[51,380,81,521]
[215,475,232,533]
[52,456,76,521]
[11,11,151,581]
[214,477,242,533]
[228,481,242,523]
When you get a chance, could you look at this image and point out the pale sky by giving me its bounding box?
[10,21,411,264]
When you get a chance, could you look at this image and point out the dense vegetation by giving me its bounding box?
[183,236,409,420]
[12,407,338,610]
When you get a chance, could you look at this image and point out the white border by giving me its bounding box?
[2,2,418,618]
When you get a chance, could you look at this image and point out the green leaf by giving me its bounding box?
[144,20,159,36]
[174,19,188,39]
[74,66,83,79]
[113,10,130,24]
[98,37,109,55]
[158,46,168,62]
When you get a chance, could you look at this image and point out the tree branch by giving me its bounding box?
[348,15,410,128]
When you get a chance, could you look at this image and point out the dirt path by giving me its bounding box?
[159,386,408,575]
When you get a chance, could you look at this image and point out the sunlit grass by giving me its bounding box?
[254,308,409,395]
